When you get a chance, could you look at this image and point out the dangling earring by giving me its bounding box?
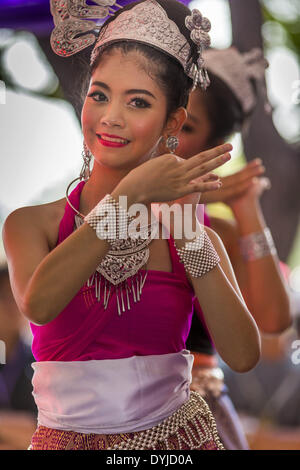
[150,136,164,158]
[80,141,92,181]
[166,136,179,154]
[65,141,93,220]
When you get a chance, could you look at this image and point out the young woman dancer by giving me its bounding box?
[3,1,260,450]
[177,46,291,449]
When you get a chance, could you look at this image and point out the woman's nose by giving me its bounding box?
[100,103,124,128]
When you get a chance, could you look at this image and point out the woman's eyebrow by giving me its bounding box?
[126,89,156,99]
[91,81,110,90]
[91,81,156,99]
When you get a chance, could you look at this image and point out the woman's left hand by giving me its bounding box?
[152,151,222,206]
[151,154,221,235]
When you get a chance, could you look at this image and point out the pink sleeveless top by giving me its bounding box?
[30,181,198,362]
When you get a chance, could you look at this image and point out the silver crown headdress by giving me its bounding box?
[50,0,212,90]
[203,46,271,114]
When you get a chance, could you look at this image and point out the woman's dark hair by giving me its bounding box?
[202,71,255,146]
[76,0,199,120]
[0,264,9,293]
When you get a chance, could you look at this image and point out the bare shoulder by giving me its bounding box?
[2,198,68,319]
[3,197,67,251]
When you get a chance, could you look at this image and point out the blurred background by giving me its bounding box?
[0,0,299,450]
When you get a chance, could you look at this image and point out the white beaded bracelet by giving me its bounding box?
[84,194,158,250]
[239,227,277,261]
[80,194,160,313]
[84,194,129,242]
[175,229,220,278]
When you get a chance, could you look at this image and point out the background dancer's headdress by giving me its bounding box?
[50,0,212,90]
[203,46,271,114]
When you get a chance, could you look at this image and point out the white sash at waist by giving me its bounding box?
[31,350,194,434]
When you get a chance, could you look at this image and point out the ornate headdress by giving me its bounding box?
[50,0,212,90]
[203,46,271,115]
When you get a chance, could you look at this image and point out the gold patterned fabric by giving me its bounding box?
[191,367,224,399]
[29,392,224,450]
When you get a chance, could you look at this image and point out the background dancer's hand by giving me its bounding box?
[112,143,232,206]
[200,159,270,206]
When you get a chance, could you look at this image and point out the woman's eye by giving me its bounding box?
[182,124,195,133]
[88,92,107,102]
[130,98,151,109]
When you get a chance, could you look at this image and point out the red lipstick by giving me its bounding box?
[97,133,130,148]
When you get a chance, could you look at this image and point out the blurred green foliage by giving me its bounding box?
[261,0,300,57]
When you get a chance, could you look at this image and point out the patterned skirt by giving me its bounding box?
[28,391,224,450]
[190,364,249,450]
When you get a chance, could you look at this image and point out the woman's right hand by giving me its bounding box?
[112,143,232,206]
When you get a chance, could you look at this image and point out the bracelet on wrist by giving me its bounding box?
[174,229,220,278]
[239,227,277,262]
[79,194,159,314]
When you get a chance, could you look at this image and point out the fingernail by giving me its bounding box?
[262,177,271,189]
[255,158,262,164]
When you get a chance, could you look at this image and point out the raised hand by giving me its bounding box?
[200,159,270,206]
[113,143,232,206]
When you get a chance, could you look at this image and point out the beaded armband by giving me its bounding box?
[84,194,130,243]
[239,227,277,262]
[175,229,220,278]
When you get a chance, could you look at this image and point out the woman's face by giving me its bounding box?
[176,87,213,159]
[81,49,169,171]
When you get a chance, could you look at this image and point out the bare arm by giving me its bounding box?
[175,223,261,373]
[210,205,291,334]
[200,159,291,333]
[3,206,111,326]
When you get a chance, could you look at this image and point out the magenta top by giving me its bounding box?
[30,181,205,362]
